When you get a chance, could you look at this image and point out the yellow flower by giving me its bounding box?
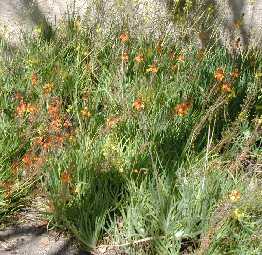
[255,72,262,79]
[229,190,241,202]
[68,134,76,143]
[233,208,245,220]
[81,107,91,118]
[33,25,42,36]
[27,57,39,67]
[43,83,54,95]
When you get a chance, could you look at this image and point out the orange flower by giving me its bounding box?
[231,69,240,79]
[22,152,33,167]
[119,33,129,43]
[31,73,38,86]
[221,82,232,93]
[55,134,64,145]
[43,137,53,151]
[146,64,158,74]
[175,102,191,116]
[61,171,71,184]
[16,101,27,117]
[43,83,54,95]
[214,68,225,81]
[27,103,38,115]
[121,52,129,63]
[48,100,61,118]
[48,106,60,118]
[229,190,241,202]
[50,118,62,132]
[16,101,38,117]
[81,107,91,118]
[64,119,72,129]
[106,116,121,128]
[34,136,44,146]
[134,54,144,63]
[133,98,145,111]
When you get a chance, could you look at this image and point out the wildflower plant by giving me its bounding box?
[0,11,261,255]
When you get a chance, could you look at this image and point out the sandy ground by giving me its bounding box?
[1,0,262,49]
[0,197,88,255]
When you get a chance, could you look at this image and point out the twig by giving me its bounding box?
[96,235,165,249]
[183,95,227,155]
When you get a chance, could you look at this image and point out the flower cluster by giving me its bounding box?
[175,102,191,117]
[214,67,240,94]
[13,90,74,178]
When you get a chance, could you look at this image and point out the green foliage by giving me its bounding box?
[0,16,261,254]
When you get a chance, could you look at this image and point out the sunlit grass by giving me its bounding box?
[0,16,261,254]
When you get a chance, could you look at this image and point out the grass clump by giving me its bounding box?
[0,16,261,254]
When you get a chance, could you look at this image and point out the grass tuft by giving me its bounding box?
[0,14,261,254]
